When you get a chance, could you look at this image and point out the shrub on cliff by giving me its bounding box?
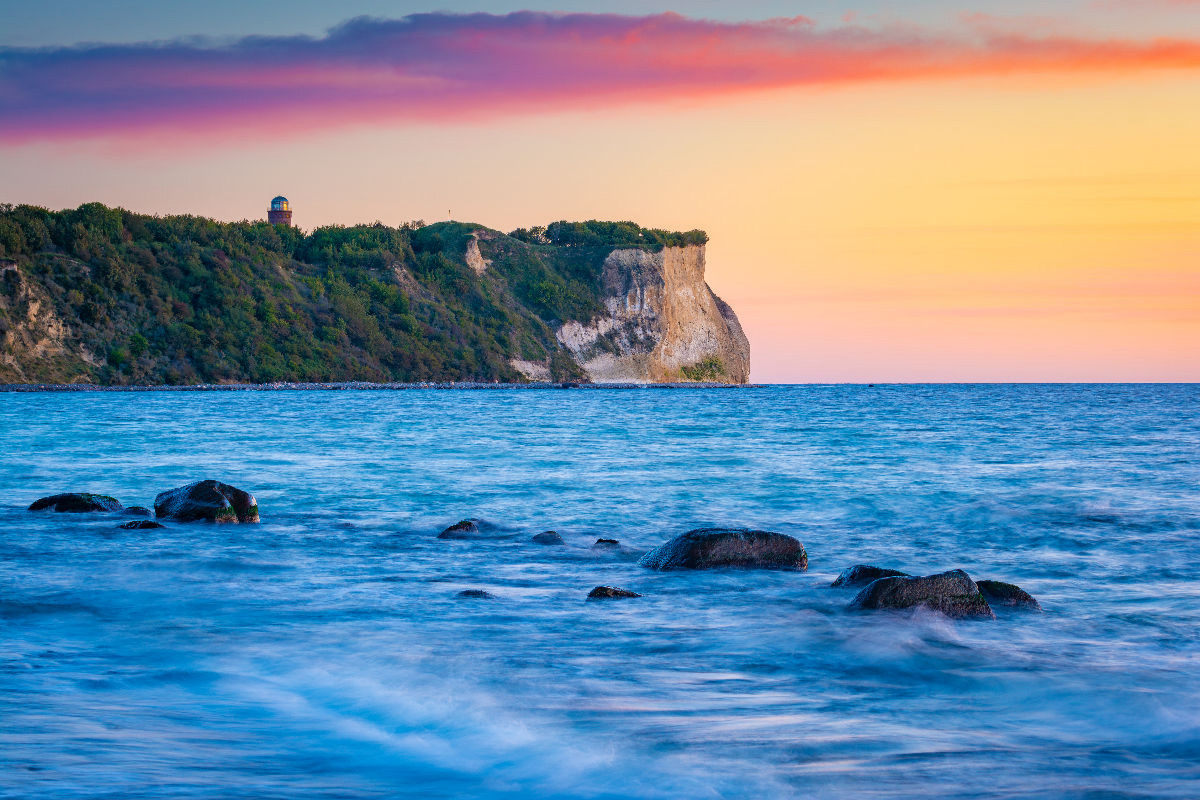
[533,220,707,250]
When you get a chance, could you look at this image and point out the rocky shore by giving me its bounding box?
[27,486,1042,621]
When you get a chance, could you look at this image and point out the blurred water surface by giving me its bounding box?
[1,385,1198,798]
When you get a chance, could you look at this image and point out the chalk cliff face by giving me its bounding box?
[553,245,750,384]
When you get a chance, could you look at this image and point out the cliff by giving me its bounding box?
[0,204,749,385]
[550,245,749,383]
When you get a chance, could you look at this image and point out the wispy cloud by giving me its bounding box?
[3,11,1200,144]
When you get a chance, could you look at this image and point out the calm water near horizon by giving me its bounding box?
[2,384,1199,798]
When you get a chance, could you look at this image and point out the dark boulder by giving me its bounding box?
[439,519,480,538]
[154,480,259,523]
[592,538,620,550]
[437,519,510,539]
[849,569,995,619]
[587,586,641,599]
[639,528,807,571]
[456,589,497,599]
[532,531,565,545]
[29,493,122,513]
[832,564,911,588]
[118,520,166,530]
[977,580,1042,611]
[123,506,153,518]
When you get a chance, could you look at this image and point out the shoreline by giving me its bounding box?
[0,381,758,393]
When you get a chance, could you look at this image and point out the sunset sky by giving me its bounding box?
[1,0,1197,382]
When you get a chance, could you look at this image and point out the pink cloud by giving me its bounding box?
[2,11,1200,145]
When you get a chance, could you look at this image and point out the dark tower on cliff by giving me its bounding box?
[268,196,292,226]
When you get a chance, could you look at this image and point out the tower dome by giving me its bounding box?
[268,195,292,226]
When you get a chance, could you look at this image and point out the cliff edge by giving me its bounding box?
[549,245,749,383]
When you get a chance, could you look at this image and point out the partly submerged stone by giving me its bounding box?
[123,506,153,518]
[457,589,497,599]
[154,480,259,523]
[439,519,480,538]
[532,531,565,545]
[437,519,510,539]
[638,528,807,571]
[29,493,122,513]
[592,538,621,550]
[118,520,166,530]
[832,564,911,588]
[977,580,1042,611]
[587,586,641,599]
[849,569,995,620]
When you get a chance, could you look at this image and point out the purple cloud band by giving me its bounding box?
[3,11,1200,144]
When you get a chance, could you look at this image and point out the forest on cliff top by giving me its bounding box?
[0,203,707,384]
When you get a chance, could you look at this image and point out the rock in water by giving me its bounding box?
[29,493,122,513]
[154,480,259,523]
[638,528,807,571]
[849,569,995,620]
[437,519,511,539]
[439,519,480,538]
[123,506,153,518]
[118,520,165,530]
[587,586,641,599]
[832,564,911,587]
[532,531,565,545]
[592,538,620,550]
[457,589,497,599]
[977,580,1043,611]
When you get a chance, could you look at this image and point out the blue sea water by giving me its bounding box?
[1,384,1199,799]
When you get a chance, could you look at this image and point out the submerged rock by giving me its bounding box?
[638,528,807,571]
[456,589,497,599]
[123,506,153,518]
[849,569,995,620]
[592,538,621,550]
[118,520,165,530]
[977,580,1042,611]
[587,586,641,599]
[29,493,122,513]
[832,564,911,588]
[532,531,565,545]
[154,480,259,523]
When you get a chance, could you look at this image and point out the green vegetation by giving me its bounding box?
[509,220,708,250]
[680,356,726,382]
[0,203,707,385]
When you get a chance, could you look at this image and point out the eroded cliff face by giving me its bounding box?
[0,261,99,383]
[552,245,750,384]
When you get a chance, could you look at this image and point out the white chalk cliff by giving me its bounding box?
[549,244,749,384]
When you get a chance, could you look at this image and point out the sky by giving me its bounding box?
[1,1,1198,382]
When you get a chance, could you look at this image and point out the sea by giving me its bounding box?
[1,384,1198,799]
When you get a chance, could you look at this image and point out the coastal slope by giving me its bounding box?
[0,206,749,385]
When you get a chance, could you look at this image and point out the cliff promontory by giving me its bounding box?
[0,206,749,385]
[553,245,748,383]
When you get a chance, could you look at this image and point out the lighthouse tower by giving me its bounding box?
[268,196,292,226]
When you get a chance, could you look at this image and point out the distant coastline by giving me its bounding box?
[0,381,757,392]
[1,206,748,387]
